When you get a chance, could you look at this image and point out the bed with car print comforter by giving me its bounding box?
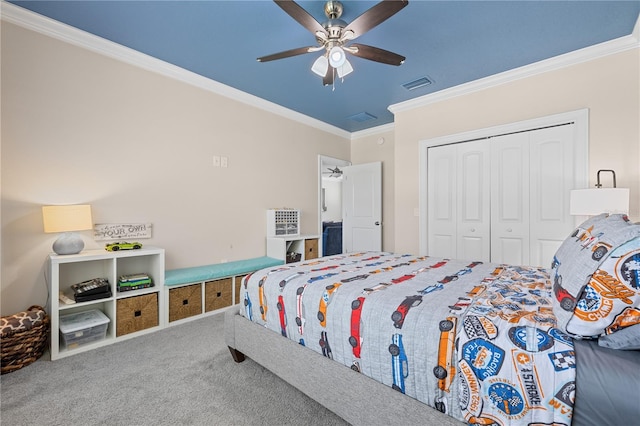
[225,214,640,426]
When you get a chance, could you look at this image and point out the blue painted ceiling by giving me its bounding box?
[9,1,640,133]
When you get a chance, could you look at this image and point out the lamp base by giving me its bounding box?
[52,232,85,255]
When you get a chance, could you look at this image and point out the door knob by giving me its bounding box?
[375,221,380,226]
[470,228,476,232]
[507,228,513,232]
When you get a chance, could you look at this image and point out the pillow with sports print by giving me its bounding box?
[550,214,640,337]
[569,236,640,340]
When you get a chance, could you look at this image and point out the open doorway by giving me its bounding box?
[318,155,350,256]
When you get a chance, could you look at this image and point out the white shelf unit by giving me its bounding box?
[47,247,165,360]
[266,235,319,263]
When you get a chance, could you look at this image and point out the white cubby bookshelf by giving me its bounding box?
[47,246,165,360]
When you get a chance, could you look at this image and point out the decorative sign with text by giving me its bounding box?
[94,223,153,241]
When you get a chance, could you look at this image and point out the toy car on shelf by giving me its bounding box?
[105,242,142,251]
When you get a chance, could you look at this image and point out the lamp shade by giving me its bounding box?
[43,205,93,233]
[336,59,353,78]
[569,188,629,215]
[42,205,93,255]
[311,55,329,77]
[328,46,346,68]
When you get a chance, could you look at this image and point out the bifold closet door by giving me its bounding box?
[490,124,576,267]
[456,141,490,261]
[428,122,577,267]
[427,144,457,259]
[428,141,490,261]
[490,133,530,265]
[529,125,576,267]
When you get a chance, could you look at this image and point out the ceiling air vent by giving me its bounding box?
[402,76,433,91]
[347,112,377,123]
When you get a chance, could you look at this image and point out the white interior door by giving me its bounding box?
[342,162,382,252]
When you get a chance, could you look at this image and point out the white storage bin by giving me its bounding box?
[59,309,110,349]
[266,209,299,237]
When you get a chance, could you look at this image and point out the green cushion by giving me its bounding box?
[165,256,283,286]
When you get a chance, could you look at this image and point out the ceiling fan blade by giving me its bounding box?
[257,46,316,62]
[348,43,405,66]
[274,0,327,35]
[343,0,408,40]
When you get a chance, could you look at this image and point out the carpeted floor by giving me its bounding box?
[0,311,349,425]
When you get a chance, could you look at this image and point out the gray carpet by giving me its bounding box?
[0,311,349,425]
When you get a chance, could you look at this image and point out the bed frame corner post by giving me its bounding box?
[228,346,246,363]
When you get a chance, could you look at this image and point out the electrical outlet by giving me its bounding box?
[221,156,228,168]
[213,155,221,167]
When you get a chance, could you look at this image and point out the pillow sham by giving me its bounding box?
[551,214,640,339]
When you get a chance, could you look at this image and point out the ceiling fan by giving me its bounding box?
[323,166,343,177]
[257,0,408,86]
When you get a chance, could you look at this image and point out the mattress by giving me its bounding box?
[238,252,576,425]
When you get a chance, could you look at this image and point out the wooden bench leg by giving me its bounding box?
[228,346,246,363]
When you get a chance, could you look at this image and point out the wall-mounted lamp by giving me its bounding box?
[569,170,629,216]
[42,205,93,255]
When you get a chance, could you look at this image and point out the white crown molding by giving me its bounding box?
[350,122,395,140]
[1,1,352,139]
[389,15,640,115]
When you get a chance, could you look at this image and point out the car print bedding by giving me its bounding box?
[232,214,640,425]
[238,253,574,425]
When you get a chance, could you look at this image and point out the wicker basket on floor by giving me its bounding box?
[1,305,50,374]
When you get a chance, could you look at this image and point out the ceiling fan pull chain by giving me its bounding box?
[332,68,336,91]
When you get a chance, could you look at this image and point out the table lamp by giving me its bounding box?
[42,205,93,255]
[569,170,629,216]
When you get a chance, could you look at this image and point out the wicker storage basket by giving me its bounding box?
[1,305,50,374]
[116,293,159,337]
[169,284,202,322]
[205,278,233,312]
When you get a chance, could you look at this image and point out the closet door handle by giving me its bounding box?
[374,221,380,226]
[470,228,476,233]
[506,228,513,233]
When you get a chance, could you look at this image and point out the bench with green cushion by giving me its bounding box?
[165,256,284,286]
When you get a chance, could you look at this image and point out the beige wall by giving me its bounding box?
[351,129,395,252]
[3,20,638,316]
[1,23,349,315]
[392,48,640,254]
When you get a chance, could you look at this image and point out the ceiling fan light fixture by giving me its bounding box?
[336,58,353,78]
[311,55,329,77]
[328,46,346,68]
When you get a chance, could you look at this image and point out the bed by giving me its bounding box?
[225,213,640,425]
